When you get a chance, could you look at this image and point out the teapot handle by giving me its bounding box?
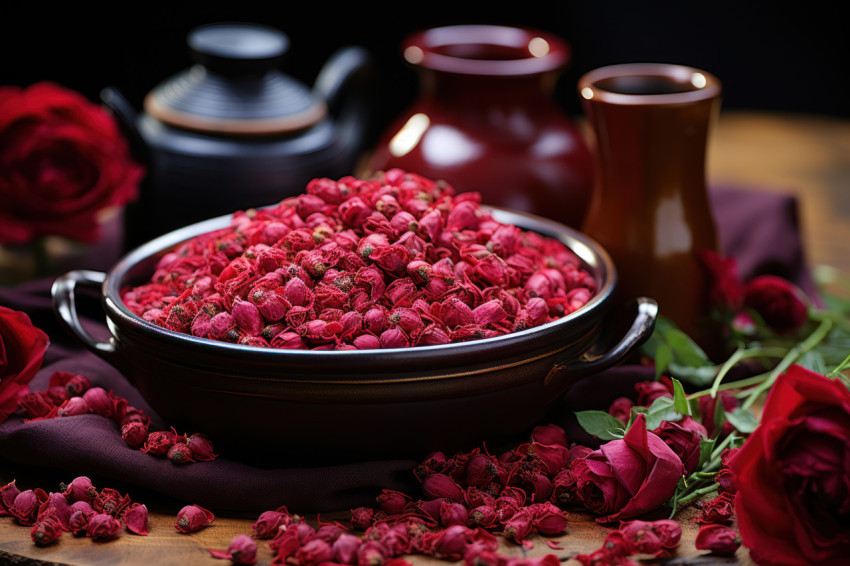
[100,87,149,166]
[314,46,375,163]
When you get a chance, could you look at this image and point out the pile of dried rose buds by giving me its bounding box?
[121,169,597,350]
[17,370,217,465]
[0,476,148,546]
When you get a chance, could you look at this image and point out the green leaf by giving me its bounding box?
[640,315,718,387]
[574,410,626,441]
[697,437,717,469]
[724,407,760,435]
[665,327,711,367]
[654,343,672,380]
[644,396,682,430]
[671,378,691,416]
[667,363,719,387]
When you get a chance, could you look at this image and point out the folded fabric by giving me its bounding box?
[0,185,818,513]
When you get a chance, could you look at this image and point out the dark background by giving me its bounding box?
[3,2,848,150]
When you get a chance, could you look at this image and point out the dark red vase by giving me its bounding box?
[361,25,594,229]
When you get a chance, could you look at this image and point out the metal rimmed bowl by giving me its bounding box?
[52,206,656,466]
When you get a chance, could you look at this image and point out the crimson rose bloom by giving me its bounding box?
[730,364,850,565]
[743,274,809,335]
[0,306,50,423]
[0,81,143,245]
[570,414,685,523]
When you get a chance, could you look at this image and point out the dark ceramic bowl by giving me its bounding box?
[52,207,656,466]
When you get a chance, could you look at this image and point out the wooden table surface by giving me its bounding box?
[4,109,850,565]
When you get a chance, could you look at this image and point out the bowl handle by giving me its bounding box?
[52,270,119,364]
[545,297,658,386]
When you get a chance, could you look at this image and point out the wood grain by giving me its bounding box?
[0,505,754,566]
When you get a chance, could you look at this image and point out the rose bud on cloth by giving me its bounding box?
[570,414,685,523]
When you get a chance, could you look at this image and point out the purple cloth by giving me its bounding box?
[0,185,817,514]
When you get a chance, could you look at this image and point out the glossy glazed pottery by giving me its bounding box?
[578,63,722,357]
[361,25,594,229]
[101,22,374,248]
[52,206,656,466]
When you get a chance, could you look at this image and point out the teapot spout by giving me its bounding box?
[314,46,375,171]
[99,87,150,166]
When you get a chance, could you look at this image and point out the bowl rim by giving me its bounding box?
[102,205,617,361]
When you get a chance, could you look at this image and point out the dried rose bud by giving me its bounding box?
[502,507,534,543]
[122,421,150,449]
[64,374,91,396]
[350,506,376,531]
[379,327,409,349]
[439,501,469,527]
[695,524,741,556]
[283,276,311,307]
[530,423,569,447]
[38,492,72,530]
[86,512,122,541]
[332,532,363,564]
[187,433,217,462]
[550,469,577,506]
[697,492,735,524]
[175,504,215,533]
[529,502,569,536]
[252,507,292,539]
[125,503,149,535]
[1,480,21,515]
[93,487,131,517]
[18,391,55,419]
[61,476,97,503]
[10,489,46,525]
[422,524,472,561]
[525,297,549,325]
[120,406,150,427]
[355,539,387,566]
[296,537,334,566]
[142,430,176,456]
[30,511,63,546]
[232,299,263,336]
[57,396,89,417]
[353,333,381,350]
[167,442,195,464]
[69,508,94,536]
[422,473,464,502]
[81,386,113,418]
[468,505,497,529]
[209,533,258,564]
[376,489,411,516]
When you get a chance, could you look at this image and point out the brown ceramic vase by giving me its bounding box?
[578,63,723,357]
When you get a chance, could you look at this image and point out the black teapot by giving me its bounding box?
[101,22,374,247]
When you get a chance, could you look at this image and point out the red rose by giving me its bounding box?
[696,248,744,312]
[0,82,143,245]
[0,306,50,423]
[570,414,685,523]
[653,417,706,475]
[743,274,809,335]
[730,364,850,565]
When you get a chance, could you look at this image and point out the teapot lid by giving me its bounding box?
[144,23,327,136]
